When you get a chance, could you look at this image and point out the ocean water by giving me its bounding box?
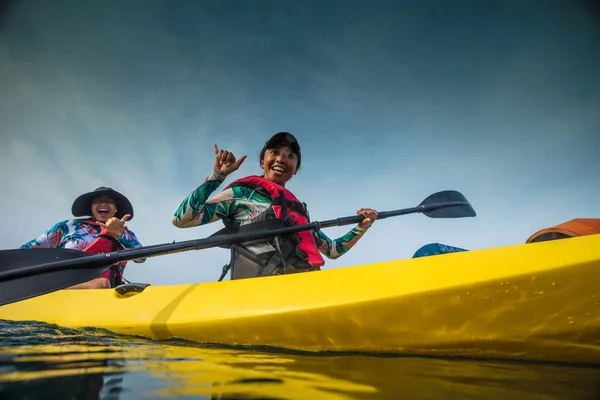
[1,320,599,400]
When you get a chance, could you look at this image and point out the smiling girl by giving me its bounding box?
[20,187,144,289]
[172,132,378,280]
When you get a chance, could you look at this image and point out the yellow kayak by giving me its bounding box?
[1,234,599,365]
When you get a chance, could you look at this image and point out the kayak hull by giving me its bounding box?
[1,234,599,364]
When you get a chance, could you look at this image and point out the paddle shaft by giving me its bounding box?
[0,201,465,281]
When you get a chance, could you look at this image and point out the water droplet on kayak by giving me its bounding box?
[552,282,556,286]
[532,276,537,281]
[538,290,544,295]
[569,320,575,324]
[466,292,471,296]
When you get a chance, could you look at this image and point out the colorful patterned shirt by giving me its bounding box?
[20,219,145,267]
[172,172,369,259]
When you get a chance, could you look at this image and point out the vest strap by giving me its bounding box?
[97,234,123,287]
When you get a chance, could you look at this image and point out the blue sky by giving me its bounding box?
[1,0,598,285]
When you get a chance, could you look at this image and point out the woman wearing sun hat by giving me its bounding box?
[20,186,144,289]
[173,132,378,280]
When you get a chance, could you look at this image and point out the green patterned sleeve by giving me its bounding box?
[311,226,369,260]
[172,171,236,228]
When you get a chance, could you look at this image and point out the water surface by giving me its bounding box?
[1,320,599,399]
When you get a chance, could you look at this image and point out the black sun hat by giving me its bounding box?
[71,187,134,220]
[260,132,302,170]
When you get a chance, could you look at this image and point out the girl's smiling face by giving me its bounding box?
[91,196,117,222]
[260,146,298,186]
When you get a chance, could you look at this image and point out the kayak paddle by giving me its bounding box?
[0,190,475,306]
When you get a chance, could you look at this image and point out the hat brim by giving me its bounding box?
[71,188,134,221]
[262,132,302,169]
[264,132,300,153]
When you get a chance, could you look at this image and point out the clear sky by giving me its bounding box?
[1,0,598,285]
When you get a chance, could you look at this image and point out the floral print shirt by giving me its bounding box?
[173,172,368,259]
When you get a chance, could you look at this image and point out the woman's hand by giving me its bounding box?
[214,144,247,176]
[98,214,130,238]
[357,208,379,229]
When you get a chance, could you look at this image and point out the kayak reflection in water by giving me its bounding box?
[19,187,145,289]
[172,132,379,280]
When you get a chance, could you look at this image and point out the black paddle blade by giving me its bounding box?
[0,248,108,306]
[420,190,476,218]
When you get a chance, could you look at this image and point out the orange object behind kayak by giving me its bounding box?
[526,218,600,243]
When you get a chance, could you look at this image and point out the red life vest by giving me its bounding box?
[217,175,325,280]
[79,219,129,287]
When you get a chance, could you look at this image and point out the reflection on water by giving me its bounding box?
[1,320,600,399]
